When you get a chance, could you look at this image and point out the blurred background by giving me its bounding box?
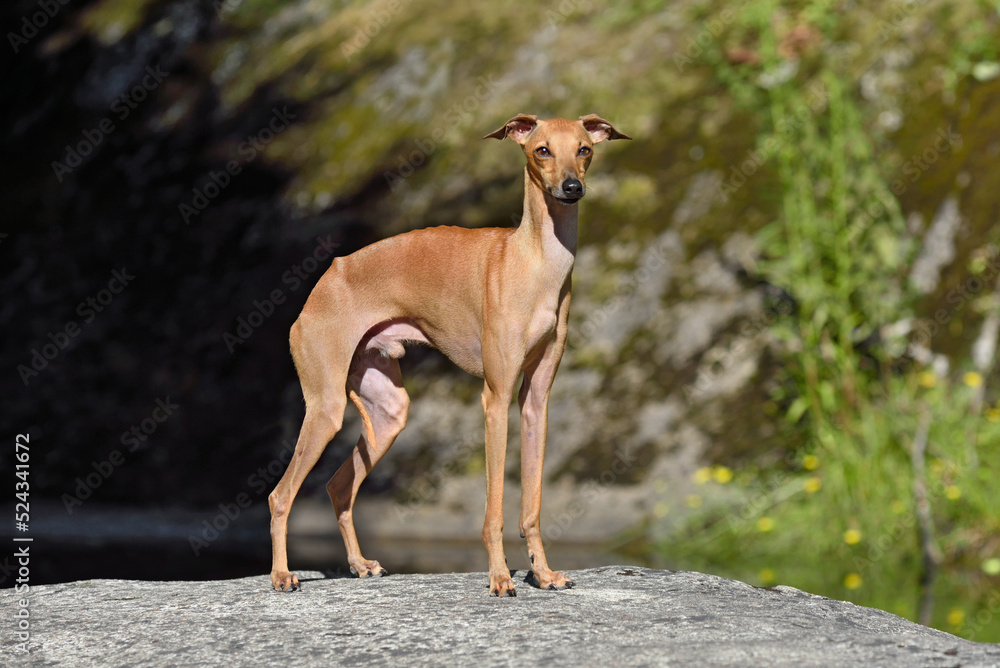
[2,0,999,641]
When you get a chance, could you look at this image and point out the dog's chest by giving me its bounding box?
[524,292,561,352]
[520,245,573,354]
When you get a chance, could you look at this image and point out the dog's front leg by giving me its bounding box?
[518,286,574,591]
[481,375,516,597]
[483,345,523,596]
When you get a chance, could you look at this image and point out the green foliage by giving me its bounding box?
[658,0,1000,642]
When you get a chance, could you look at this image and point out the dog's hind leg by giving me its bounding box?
[269,314,352,591]
[327,352,410,578]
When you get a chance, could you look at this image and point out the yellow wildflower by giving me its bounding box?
[964,371,983,388]
[843,529,862,545]
[947,608,966,627]
[693,467,712,485]
[757,516,775,532]
[844,573,862,589]
[918,371,938,389]
[713,466,734,484]
[758,568,775,585]
[945,485,961,500]
[802,454,819,471]
[804,477,822,493]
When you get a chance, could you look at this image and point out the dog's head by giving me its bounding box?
[484,114,630,205]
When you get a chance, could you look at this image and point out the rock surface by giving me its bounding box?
[4,567,998,667]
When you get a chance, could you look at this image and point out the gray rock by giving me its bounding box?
[5,567,998,667]
[909,196,962,295]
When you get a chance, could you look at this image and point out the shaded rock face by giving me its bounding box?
[4,568,999,667]
[2,0,316,505]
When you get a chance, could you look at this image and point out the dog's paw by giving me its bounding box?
[489,574,517,597]
[524,569,574,591]
[271,570,300,592]
[350,559,389,579]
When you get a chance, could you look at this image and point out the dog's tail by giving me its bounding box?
[348,388,378,451]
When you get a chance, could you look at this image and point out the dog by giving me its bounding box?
[268,113,630,596]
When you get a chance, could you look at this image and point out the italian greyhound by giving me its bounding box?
[268,113,631,596]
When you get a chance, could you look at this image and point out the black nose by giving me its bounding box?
[562,178,583,197]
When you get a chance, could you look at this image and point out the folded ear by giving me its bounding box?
[579,114,632,143]
[483,114,539,144]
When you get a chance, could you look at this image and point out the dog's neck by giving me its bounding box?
[516,167,578,269]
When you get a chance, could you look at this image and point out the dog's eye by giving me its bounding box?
[577,146,592,157]
[535,146,550,157]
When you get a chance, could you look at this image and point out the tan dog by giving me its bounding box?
[268,113,630,596]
